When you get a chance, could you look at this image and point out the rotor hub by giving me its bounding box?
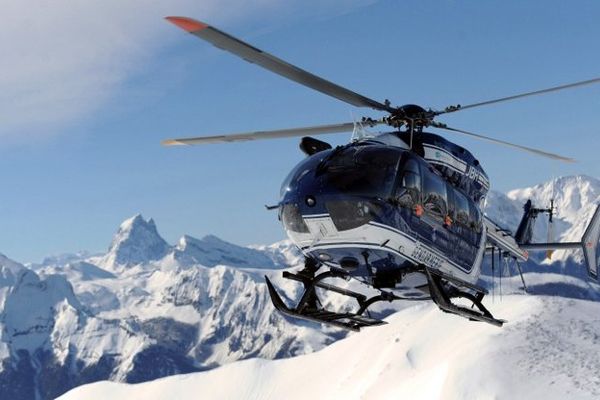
[383,104,434,130]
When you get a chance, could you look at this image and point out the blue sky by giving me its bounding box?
[1,0,599,262]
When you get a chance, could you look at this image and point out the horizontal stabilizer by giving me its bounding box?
[484,217,528,261]
[518,204,600,280]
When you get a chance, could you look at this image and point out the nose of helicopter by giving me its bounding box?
[280,195,381,237]
[277,143,405,270]
[278,144,400,230]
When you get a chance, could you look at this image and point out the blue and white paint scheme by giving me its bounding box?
[278,132,490,295]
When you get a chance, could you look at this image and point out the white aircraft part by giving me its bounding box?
[582,205,600,278]
[423,144,490,190]
[287,216,482,286]
[484,216,528,262]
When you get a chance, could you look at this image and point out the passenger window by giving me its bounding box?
[446,184,455,220]
[454,191,470,226]
[422,172,447,218]
[469,202,483,233]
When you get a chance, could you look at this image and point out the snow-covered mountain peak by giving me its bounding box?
[485,175,600,265]
[249,239,304,268]
[1,268,84,354]
[507,175,600,223]
[0,253,26,288]
[199,234,227,245]
[37,251,95,269]
[173,233,281,269]
[115,214,157,235]
[102,214,170,268]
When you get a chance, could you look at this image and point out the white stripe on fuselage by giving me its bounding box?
[287,216,484,285]
[423,144,490,190]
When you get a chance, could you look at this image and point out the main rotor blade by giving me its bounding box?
[430,122,575,163]
[165,16,393,112]
[437,76,600,115]
[162,122,365,146]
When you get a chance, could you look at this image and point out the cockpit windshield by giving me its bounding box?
[280,144,402,200]
[319,145,401,198]
[280,150,328,197]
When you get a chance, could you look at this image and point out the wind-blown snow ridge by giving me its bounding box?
[60,295,600,400]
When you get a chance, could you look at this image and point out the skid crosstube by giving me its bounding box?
[266,265,505,331]
[265,270,392,331]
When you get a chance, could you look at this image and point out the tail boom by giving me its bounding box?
[519,204,600,279]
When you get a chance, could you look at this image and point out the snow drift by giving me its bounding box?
[0,175,599,400]
[59,295,600,400]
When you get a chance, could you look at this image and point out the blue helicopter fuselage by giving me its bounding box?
[278,132,489,296]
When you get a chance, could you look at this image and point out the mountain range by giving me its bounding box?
[0,175,598,399]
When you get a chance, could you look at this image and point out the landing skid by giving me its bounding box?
[265,269,393,331]
[425,269,505,327]
[266,262,505,331]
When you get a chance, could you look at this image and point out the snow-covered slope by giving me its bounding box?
[0,215,340,400]
[1,175,599,400]
[60,295,600,400]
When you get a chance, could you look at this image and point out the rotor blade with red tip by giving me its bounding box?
[165,16,393,112]
[430,122,575,163]
[162,121,370,146]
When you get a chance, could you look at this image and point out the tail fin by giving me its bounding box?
[582,205,600,279]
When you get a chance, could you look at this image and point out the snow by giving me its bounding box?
[507,175,600,221]
[0,253,26,288]
[98,214,170,269]
[59,295,600,400]
[173,234,282,269]
[486,175,600,264]
[13,226,338,386]
[1,174,599,399]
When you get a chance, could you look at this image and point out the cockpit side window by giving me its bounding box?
[469,201,483,233]
[397,158,421,208]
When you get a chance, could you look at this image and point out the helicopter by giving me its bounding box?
[162,16,600,331]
